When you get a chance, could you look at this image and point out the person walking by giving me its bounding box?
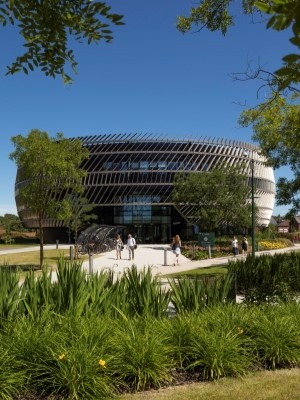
[241,236,248,256]
[172,234,181,266]
[127,234,136,261]
[115,234,123,260]
[232,236,238,257]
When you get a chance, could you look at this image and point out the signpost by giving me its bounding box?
[198,232,215,247]
[198,232,215,259]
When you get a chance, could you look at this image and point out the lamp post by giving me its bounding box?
[250,158,255,258]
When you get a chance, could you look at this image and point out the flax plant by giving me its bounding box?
[19,267,53,319]
[169,274,233,314]
[0,266,21,328]
[85,269,115,316]
[119,266,171,318]
[227,253,300,302]
[52,257,90,316]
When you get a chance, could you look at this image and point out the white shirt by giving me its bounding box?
[127,237,136,247]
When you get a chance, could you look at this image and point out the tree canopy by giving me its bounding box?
[172,165,253,233]
[62,194,97,243]
[0,213,24,234]
[176,0,300,213]
[239,94,300,213]
[9,129,89,265]
[1,0,124,83]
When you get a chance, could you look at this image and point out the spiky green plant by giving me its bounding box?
[186,325,253,380]
[0,266,21,328]
[119,266,171,318]
[227,252,300,302]
[7,311,118,399]
[247,305,300,369]
[156,313,203,369]
[168,274,233,314]
[110,316,173,391]
[0,346,26,399]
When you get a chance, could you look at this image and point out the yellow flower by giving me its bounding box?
[58,353,66,360]
[98,359,106,368]
[237,326,244,334]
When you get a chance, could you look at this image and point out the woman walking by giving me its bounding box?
[172,234,181,266]
[115,234,123,260]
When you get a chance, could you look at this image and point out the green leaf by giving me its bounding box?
[282,54,300,63]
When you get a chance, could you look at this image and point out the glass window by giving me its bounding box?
[158,161,167,170]
[150,162,158,169]
[103,162,112,170]
[140,161,149,170]
[168,162,178,170]
[131,162,139,169]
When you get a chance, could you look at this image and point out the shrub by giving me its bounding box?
[186,325,253,380]
[168,274,234,314]
[110,317,173,391]
[247,305,300,369]
[227,252,300,302]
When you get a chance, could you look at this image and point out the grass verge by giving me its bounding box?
[119,368,300,400]
[0,249,89,270]
[162,265,228,278]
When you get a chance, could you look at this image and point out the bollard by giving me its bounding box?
[88,253,93,275]
[229,272,237,303]
[208,245,211,259]
[192,243,195,259]
[163,248,168,266]
[69,246,74,261]
[56,240,59,249]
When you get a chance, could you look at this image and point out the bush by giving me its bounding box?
[227,252,300,302]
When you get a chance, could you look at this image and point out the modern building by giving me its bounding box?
[15,134,275,243]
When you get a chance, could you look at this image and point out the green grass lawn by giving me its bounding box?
[163,265,228,278]
[0,243,38,250]
[0,248,91,269]
[120,368,300,400]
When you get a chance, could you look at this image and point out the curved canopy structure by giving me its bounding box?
[77,225,124,254]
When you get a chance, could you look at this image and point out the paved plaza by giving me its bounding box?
[1,243,299,278]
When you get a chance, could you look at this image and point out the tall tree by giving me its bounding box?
[1,0,124,83]
[172,165,253,233]
[9,129,89,266]
[239,94,300,212]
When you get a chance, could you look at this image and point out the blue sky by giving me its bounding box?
[0,0,293,217]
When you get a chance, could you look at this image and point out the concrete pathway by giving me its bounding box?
[82,243,300,277]
[0,243,299,278]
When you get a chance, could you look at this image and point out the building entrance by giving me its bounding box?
[126,223,170,244]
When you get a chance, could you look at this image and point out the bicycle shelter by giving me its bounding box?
[77,225,124,254]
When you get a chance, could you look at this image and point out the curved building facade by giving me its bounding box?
[15,134,275,243]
